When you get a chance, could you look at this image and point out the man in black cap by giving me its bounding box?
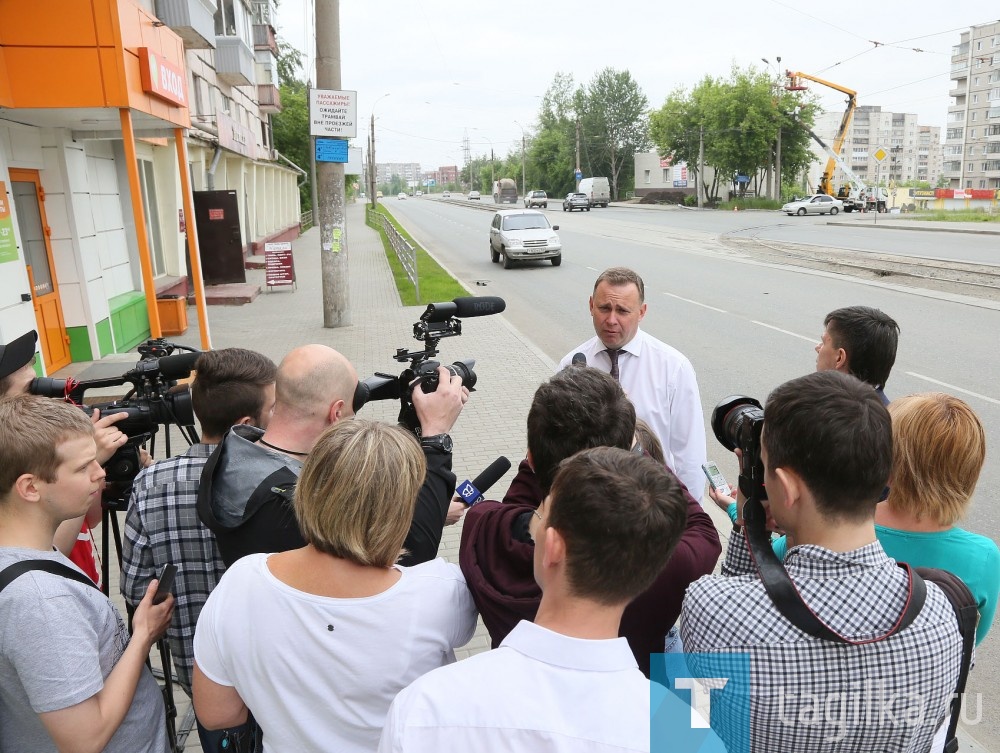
[0,330,40,395]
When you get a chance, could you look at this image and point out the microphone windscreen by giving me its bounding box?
[452,296,506,318]
[571,352,587,366]
[159,351,201,379]
[471,456,512,495]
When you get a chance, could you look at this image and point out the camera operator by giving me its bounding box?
[459,365,720,677]
[1,330,134,585]
[198,343,468,568]
[681,371,962,752]
[121,348,277,698]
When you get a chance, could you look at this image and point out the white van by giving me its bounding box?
[577,177,610,208]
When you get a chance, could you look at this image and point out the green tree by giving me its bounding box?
[581,68,650,200]
[271,38,311,209]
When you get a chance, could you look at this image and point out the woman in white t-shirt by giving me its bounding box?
[192,420,477,753]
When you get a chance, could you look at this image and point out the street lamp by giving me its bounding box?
[514,120,527,197]
[369,93,390,207]
[762,56,782,201]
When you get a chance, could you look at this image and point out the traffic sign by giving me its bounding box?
[575,169,583,180]
[309,89,357,138]
[315,138,349,163]
[873,146,887,163]
[736,174,750,184]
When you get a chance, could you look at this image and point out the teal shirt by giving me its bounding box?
[727,499,1000,645]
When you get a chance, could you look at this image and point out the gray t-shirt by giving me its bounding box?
[0,548,168,753]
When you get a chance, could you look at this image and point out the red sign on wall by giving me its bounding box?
[208,208,224,220]
[138,48,187,107]
[265,242,296,289]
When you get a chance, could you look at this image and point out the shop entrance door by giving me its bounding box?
[10,169,70,371]
[193,190,246,285]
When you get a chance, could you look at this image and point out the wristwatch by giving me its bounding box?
[420,433,453,453]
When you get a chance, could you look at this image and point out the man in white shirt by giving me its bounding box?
[380,446,725,753]
[559,267,707,499]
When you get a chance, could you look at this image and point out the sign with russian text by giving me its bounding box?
[138,48,187,107]
[310,89,357,138]
[315,138,349,163]
[265,242,295,288]
[0,182,18,264]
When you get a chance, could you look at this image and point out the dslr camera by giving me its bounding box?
[711,395,767,524]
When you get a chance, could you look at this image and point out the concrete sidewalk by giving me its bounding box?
[99,200,989,752]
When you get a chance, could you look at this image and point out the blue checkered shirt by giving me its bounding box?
[681,533,964,752]
[121,443,224,692]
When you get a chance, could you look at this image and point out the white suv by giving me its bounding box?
[524,190,548,208]
[489,209,561,269]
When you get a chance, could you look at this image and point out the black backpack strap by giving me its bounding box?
[915,567,978,753]
[0,559,98,595]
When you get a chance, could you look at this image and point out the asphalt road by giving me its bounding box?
[388,194,1000,747]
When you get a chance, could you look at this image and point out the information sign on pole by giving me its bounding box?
[309,89,357,138]
[315,138,349,163]
[264,241,296,290]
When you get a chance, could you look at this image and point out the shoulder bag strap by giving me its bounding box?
[0,559,98,595]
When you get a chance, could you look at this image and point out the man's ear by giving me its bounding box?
[835,347,850,373]
[234,415,254,426]
[13,473,40,503]
[774,467,803,511]
[542,525,566,570]
[588,295,595,315]
[525,449,534,471]
[330,398,346,424]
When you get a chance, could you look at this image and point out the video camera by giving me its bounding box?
[353,296,506,433]
[29,338,200,507]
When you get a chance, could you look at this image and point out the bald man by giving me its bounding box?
[198,345,469,566]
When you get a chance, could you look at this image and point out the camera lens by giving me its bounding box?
[711,395,764,451]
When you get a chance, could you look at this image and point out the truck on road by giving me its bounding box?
[578,177,610,208]
[492,179,518,204]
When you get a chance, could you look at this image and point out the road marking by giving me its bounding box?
[663,292,727,313]
[586,266,600,272]
[751,321,816,343]
[905,372,1000,406]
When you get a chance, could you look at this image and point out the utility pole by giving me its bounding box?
[575,118,581,188]
[315,0,348,327]
[775,123,782,203]
[308,82,318,219]
[369,114,376,208]
[697,125,705,209]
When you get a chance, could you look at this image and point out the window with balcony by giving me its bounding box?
[988,124,1000,136]
[947,127,963,139]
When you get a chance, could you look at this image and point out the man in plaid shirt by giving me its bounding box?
[681,371,962,752]
[121,348,276,692]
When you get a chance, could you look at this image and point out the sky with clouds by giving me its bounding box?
[274,0,993,170]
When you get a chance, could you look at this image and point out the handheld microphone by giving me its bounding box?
[456,456,512,506]
[452,296,506,318]
[571,352,587,366]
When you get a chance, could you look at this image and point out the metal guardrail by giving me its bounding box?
[300,210,313,230]
[367,207,419,300]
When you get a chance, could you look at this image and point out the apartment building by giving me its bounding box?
[810,106,943,192]
[0,0,300,375]
[945,21,1000,190]
[375,162,421,185]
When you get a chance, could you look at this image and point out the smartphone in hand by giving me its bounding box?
[153,564,177,605]
[702,462,732,496]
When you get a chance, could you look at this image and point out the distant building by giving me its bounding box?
[945,21,1000,190]
[633,153,721,200]
[376,162,421,185]
[810,106,943,192]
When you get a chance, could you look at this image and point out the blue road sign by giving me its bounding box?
[575,169,583,180]
[735,174,750,184]
[315,138,349,163]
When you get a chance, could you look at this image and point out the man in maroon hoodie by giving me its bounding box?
[459,365,722,677]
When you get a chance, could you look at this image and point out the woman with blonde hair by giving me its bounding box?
[193,419,477,752]
[876,392,998,645]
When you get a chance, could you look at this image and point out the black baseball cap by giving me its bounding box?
[0,331,38,380]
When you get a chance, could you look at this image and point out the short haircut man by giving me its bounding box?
[681,371,962,752]
[382,448,723,752]
[198,343,468,568]
[122,347,277,693]
[816,305,899,403]
[559,267,708,499]
[1,395,172,753]
[460,365,721,676]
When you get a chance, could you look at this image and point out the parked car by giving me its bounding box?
[563,192,590,212]
[397,192,407,200]
[468,191,481,200]
[524,190,548,209]
[781,194,843,216]
[443,191,451,198]
[415,191,422,197]
[489,209,561,269]
[376,191,384,198]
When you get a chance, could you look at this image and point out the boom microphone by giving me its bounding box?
[571,352,587,366]
[452,296,506,318]
[156,351,202,380]
[455,456,512,506]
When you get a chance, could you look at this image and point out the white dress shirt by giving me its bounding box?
[560,328,707,500]
[381,620,724,753]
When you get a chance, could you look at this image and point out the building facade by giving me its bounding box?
[0,0,300,376]
[946,21,1000,190]
[810,106,943,193]
[375,162,421,186]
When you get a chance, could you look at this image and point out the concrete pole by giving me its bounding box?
[315,0,348,327]
[575,118,581,189]
[697,125,705,209]
[775,122,782,203]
